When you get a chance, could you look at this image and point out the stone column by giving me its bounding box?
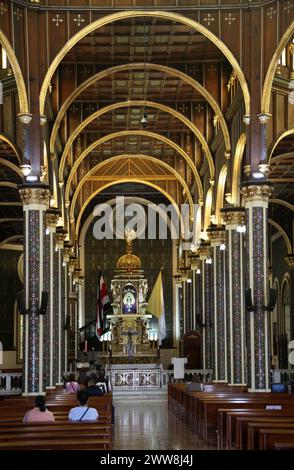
[285,255,294,342]
[19,186,50,395]
[190,253,201,332]
[222,208,246,386]
[241,184,272,392]
[198,243,214,372]
[208,226,227,383]
[44,210,59,390]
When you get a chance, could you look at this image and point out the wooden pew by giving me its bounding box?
[247,422,294,450]
[258,428,294,450]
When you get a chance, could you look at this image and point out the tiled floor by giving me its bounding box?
[113,399,216,450]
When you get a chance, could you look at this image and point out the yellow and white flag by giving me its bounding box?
[147,271,166,345]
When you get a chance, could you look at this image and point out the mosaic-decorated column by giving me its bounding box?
[222,208,246,385]
[19,186,50,395]
[55,230,67,385]
[241,184,272,392]
[44,210,59,390]
[208,226,227,383]
[190,253,201,332]
[198,243,214,372]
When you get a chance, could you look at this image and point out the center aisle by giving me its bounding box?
[112,398,216,450]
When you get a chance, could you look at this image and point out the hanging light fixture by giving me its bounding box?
[141,17,148,128]
[20,159,32,177]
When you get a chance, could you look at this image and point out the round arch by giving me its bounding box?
[231,133,246,205]
[68,154,194,222]
[39,10,250,116]
[268,218,292,254]
[50,62,230,155]
[0,133,22,164]
[270,198,294,213]
[62,130,203,201]
[74,179,183,240]
[262,22,294,115]
[204,187,212,232]
[58,100,214,180]
[0,158,22,177]
[268,128,294,162]
[215,164,227,225]
[79,195,177,251]
[0,31,29,114]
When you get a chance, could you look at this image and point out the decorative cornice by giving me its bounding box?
[285,255,294,269]
[241,184,273,203]
[19,186,50,206]
[221,207,245,227]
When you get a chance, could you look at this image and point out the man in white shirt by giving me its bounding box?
[68,390,98,421]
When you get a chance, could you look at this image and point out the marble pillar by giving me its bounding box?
[222,208,246,385]
[241,184,272,392]
[208,226,227,382]
[19,186,50,395]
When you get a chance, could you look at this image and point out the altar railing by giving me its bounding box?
[0,372,22,395]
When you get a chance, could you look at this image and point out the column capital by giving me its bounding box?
[207,224,226,246]
[55,228,67,248]
[63,243,74,262]
[173,273,182,285]
[198,242,211,260]
[221,207,245,228]
[18,113,33,125]
[285,254,294,269]
[19,185,50,206]
[46,209,59,230]
[189,253,200,270]
[241,183,273,203]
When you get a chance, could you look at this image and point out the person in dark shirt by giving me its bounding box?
[84,377,105,396]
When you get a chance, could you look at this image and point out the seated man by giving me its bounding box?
[84,377,105,396]
[96,370,111,394]
[187,373,204,392]
[68,390,98,421]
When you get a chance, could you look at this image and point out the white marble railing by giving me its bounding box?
[0,372,22,395]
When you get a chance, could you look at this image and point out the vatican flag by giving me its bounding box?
[147,271,166,346]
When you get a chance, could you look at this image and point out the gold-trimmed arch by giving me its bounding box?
[268,128,294,162]
[0,133,21,164]
[270,198,294,213]
[63,130,203,201]
[50,62,230,155]
[0,182,18,189]
[215,164,227,225]
[0,158,22,177]
[0,31,29,114]
[74,179,182,240]
[204,187,212,232]
[69,154,194,223]
[262,22,294,115]
[268,218,292,254]
[40,10,250,116]
[231,133,246,205]
[58,100,214,180]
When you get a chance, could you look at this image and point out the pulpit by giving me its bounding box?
[107,230,158,363]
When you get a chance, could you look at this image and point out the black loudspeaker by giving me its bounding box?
[16,290,29,315]
[38,291,48,315]
[264,288,278,312]
[245,288,255,312]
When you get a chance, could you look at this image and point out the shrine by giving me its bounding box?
[107,230,158,364]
